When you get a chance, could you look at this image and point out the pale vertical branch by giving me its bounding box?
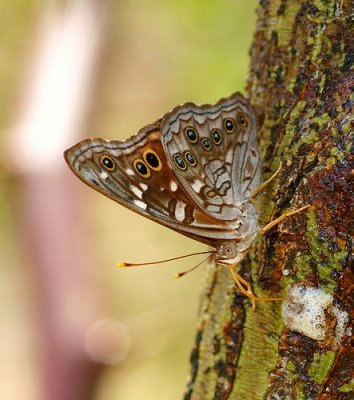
[7,2,128,400]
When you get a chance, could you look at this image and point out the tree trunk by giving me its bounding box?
[184,1,352,399]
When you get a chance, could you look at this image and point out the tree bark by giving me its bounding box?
[184,1,352,399]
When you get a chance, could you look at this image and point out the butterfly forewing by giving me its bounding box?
[65,122,237,246]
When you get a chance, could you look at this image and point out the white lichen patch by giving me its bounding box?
[282,285,349,348]
[332,306,350,350]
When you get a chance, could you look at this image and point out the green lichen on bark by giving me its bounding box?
[185,1,352,399]
[308,351,336,385]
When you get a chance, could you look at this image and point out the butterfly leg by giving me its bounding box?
[228,264,257,309]
[260,205,311,234]
[250,165,282,200]
[228,264,284,310]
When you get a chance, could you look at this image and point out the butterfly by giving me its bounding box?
[64,92,309,308]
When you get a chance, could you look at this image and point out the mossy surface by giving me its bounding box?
[185,1,352,398]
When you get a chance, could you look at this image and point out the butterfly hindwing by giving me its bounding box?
[161,92,261,221]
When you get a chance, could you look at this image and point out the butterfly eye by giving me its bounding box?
[222,244,237,259]
[224,118,235,134]
[100,155,116,171]
[173,153,187,171]
[238,112,248,127]
[133,159,151,178]
[143,149,162,171]
[184,151,197,167]
[184,127,199,143]
[201,138,212,151]
[211,129,222,145]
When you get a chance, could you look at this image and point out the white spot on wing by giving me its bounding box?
[170,181,178,192]
[130,185,143,199]
[100,171,108,180]
[175,201,186,222]
[191,180,203,193]
[134,199,147,210]
[126,168,134,176]
[139,183,148,191]
[225,149,233,165]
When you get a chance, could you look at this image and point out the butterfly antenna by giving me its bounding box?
[117,251,213,268]
[174,254,213,279]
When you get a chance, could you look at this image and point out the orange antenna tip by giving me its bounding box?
[117,262,128,268]
[174,271,189,279]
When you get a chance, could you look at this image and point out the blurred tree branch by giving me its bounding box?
[184,1,352,399]
[10,2,107,400]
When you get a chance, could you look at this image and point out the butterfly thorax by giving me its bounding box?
[214,200,259,266]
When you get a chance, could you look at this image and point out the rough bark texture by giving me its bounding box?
[184,1,352,399]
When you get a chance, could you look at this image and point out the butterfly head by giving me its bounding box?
[214,237,257,266]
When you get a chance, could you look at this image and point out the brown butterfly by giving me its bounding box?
[64,92,309,308]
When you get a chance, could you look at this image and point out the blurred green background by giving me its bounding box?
[0,1,257,399]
